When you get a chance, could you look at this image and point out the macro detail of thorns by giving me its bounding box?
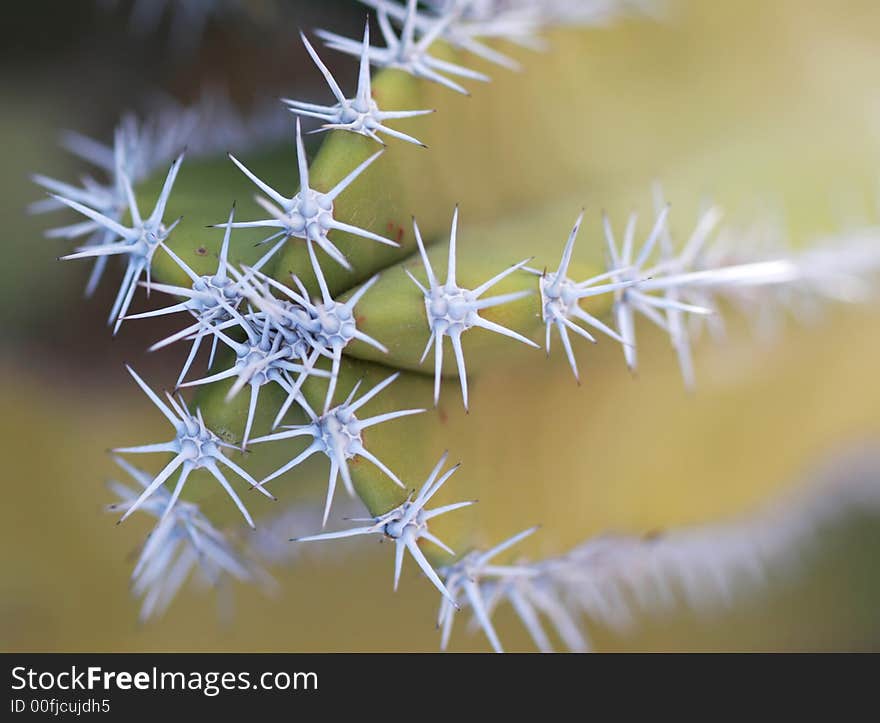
[28,0,880,651]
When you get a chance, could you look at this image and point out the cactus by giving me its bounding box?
[33,0,880,651]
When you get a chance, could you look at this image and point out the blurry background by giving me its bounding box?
[2,0,880,651]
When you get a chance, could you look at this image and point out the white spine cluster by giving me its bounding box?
[294,452,476,601]
[285,25,435,147]
[115,366,274,529]
[108,456,269,622]
[220,119,396,274]
[407,206,538,410]
[355,0,660,71]
[317,0,491,96]
[54,154,185,334]
[251,373,425,526]
[31,91,290,304]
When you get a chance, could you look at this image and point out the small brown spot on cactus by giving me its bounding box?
[195,246,208,256]
[385,221,406,244]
